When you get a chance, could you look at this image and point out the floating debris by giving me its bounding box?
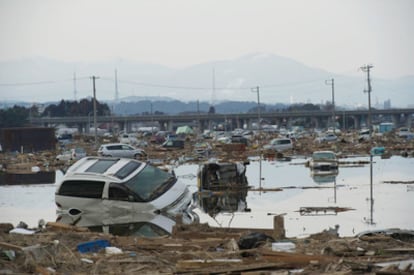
[298,206,355,216]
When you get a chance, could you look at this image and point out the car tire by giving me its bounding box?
[134,153,144,160]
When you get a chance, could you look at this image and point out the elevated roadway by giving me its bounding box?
[30,108,414,132]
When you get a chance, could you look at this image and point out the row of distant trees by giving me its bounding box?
[0,99,111,128]
[42,99,111,117]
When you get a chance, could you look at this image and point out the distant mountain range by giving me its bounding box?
[0,53,413,108]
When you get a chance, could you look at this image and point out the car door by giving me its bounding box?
[120,144,135,158]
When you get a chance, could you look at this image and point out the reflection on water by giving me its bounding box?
[310,169,338,184]
[56,211,182,237]
[1,156,413,238]
[195,161,250,218]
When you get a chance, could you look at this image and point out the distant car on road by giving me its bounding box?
[98,143,146,159]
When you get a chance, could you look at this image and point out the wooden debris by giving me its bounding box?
[45,222,89,232]
[298,206,355,216]
[382,180,414,184]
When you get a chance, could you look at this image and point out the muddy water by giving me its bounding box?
[1,156,413,237]
[177,155,414,237]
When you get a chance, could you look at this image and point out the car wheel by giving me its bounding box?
[134,153,144,160]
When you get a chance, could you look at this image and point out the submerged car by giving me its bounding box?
[55,157,192,216]
[309,151,338,170]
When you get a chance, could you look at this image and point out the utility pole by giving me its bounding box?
[325,78,335,131]
[150,102,154,135]
[361,64,374,225]
[73,72,77,100]
[114,69,119,102]
[361,64,373,132]
[251,86,262,190]
[251,86,261,132]
[91,76,100,146]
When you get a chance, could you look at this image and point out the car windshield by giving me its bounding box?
[312,152,336,160]
[123,164,176,202]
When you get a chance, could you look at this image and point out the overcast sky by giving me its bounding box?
[1,0,413,79]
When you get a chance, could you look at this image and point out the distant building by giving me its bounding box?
[384,99,391,109]
[0,127,56,153]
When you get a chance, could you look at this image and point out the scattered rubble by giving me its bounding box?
[1,220,414,274]
[1,129,413,177]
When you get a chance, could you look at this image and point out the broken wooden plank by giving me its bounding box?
[261,250,336,266]
[382,180,414,184]
[0,241,24,251]
[46,222,89,232]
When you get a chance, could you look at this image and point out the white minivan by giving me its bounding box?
[55,157,192,216]
[263,138,293,152]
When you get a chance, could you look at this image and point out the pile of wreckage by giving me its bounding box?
[1,220,414,274]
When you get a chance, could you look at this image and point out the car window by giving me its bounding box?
[115,161,142,179]
[86,159,118,173]
[124,164,175,202]
[108,183,133,201]
[122,145,133,150]
[58,180,104,198]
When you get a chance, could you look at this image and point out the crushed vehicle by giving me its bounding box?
[308,150,338,171]
[358,128,371,141]
[193,141,212,156]
[55,157,192,217]
[161,139,185,149]
[196,161,249,217]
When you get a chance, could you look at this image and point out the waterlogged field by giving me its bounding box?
[1,156,413,237]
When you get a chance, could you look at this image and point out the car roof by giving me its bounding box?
[101,143,132,147]
[64,157,145,182]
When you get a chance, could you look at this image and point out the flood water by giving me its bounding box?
[1,155,413,238]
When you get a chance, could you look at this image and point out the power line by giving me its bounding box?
[0,77,89,87]
[0,75,334,92]
[100,76,328,91]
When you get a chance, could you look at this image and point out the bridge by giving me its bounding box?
[30,108,414,133]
